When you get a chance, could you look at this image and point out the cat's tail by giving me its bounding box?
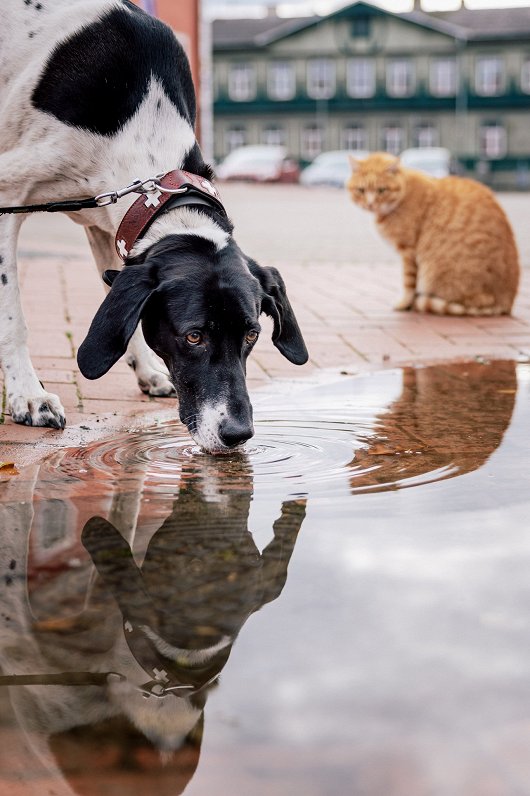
[414,295,508,316]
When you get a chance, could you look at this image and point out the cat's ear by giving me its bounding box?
[349,155,361,172]
[386,157,401,175]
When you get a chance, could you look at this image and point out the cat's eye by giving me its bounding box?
[356,187,366,194]
[185,331,202,345]
[246,330,259,344]
[377,187,387,194]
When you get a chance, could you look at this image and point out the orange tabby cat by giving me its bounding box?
[347,152,519,315]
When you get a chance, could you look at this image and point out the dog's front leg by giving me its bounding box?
[85,227,176,397]
[0,215,65,428]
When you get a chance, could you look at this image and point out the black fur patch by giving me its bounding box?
[31,1,196,136]
[1,274,7,286]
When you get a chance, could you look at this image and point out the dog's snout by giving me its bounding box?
[219,418,254,448]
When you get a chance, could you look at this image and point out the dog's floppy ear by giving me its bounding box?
[78,265,157,379]
[248,259,308,365]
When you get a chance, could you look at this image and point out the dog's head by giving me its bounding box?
[77,236,307,453]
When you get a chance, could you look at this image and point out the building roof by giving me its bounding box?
[431,7,530,40]
[212,15,318,50]
[212,2,530,49]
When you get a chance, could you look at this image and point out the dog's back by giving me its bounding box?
[0,0,197,164]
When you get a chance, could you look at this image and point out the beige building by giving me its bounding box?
[212,1,530,188]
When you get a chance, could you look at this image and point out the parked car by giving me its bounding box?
[300,150,370,188]
[399,147,452,178]
[216,146,300,183]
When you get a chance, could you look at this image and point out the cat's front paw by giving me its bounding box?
[393,291,415,311]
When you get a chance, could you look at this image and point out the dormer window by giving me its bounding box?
[351,16,371,38]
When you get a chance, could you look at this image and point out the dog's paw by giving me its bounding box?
[10,392,66,430]
[138,372,177,397]
[126,354,177,398]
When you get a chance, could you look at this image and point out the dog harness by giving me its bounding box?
[113,170,226,260]
[0,169,227,262]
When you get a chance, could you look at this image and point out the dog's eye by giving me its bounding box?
[186,331,202,345]
[356,187,365,194]
[246,330,259,345]
[377,187,387,194]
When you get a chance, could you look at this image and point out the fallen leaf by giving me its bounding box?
[0,462,19,476]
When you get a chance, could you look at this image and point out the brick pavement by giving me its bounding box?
[2,184,530,464]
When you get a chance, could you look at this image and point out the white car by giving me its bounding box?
[399,147,452,178]
[216,145,300,183]
[300,150,370,188]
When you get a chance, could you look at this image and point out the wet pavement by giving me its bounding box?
[1,359,530,795]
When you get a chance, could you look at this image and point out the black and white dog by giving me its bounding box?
[0,0,307,452]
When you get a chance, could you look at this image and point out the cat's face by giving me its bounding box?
[347,153,406,215]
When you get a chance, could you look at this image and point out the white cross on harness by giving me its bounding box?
[153,668,169,683]
[201,180,218,197]
[117,239,129,258]
[144,189,163,208]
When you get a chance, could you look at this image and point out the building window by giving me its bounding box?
[262,125,285,146]
[414,123,438,148]
[342,124,368,151]
[268,61,295,101]
[480,122,507,159]
[228,63,256,102]
[430,58,457,97]
[302,125,324,159]
[475,57,505,96]
[521,58,530,94]
[226,125,247,152]
[351,16,371,38]
[307,59,336,100]
[381,125,404,155]
[386,59,415,98]
[347,59,376,98]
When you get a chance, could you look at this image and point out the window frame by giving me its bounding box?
[228,62,257,102]
[267,60,296,101]
[386,58,415,98]
[306,58,336,100]
[301,124,324,159]
[429,58,457,97]
[346,58,376,99]
[475,56,505,97]
[381,124,404,155]
[341,124,368,152]
[479,121,507,159]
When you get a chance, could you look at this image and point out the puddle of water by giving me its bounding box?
[1,360,530,795]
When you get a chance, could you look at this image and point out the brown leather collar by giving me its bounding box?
[115,169,226,260]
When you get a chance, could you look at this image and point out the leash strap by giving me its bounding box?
[0,173,211,217]
[0,671,123,687]
[0,197,100,215]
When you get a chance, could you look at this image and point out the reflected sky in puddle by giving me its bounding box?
[1,360,530,795]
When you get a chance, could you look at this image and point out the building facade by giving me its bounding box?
[212,2,530,188]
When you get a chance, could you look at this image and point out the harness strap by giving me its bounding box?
[114,169,225,260]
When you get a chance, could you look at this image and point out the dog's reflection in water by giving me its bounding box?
[1,456,306,795]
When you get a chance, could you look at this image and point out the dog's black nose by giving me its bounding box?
[219,419,254,448]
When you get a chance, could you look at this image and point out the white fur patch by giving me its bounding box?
[131,207,229,257]
[192,401,228,453]
[141,625,232,666]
